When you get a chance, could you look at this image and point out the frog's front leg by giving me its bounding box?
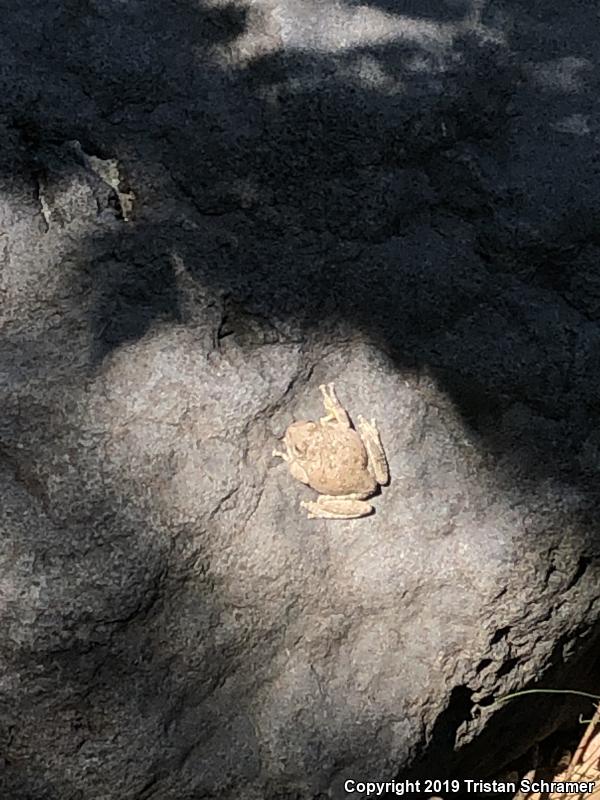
[301,493,373,519]
[273,448,310,485]
[357,416,389,485]
[319,382,351,427]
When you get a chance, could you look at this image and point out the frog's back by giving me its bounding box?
[309,427,376,496]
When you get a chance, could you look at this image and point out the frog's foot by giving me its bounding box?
[272,448,289,462]
[319,382,351,427]
[357,415,389,485]
[301,493,374,520]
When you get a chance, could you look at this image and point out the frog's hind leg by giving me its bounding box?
[301,493,373,519]
[357,416,389,485]
[319,383,351,427]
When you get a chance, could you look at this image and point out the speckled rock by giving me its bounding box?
[0,1,599,799]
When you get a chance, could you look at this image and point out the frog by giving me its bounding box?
[273,382,389,519]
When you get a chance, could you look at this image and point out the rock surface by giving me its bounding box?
[0,1,599,798]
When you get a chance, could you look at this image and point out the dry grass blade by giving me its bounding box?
[516,704,600,800]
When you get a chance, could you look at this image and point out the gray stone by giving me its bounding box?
[0,1,599,799]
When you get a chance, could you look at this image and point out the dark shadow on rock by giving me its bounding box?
[0,444,240,798]
[1,0,600,796]
[398,623,600,790]
[90,249,182,362]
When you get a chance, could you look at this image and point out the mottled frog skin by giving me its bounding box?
[273,383,389,519]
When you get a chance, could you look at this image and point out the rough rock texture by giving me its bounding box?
[1,1,599,798]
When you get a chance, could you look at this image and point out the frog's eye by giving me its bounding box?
[292,441,306,457]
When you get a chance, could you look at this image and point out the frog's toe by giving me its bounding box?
[318,382,351,427]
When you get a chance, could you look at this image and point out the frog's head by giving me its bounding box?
[285,421,318,460]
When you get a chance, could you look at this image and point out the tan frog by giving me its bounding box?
[273,383,389,519]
